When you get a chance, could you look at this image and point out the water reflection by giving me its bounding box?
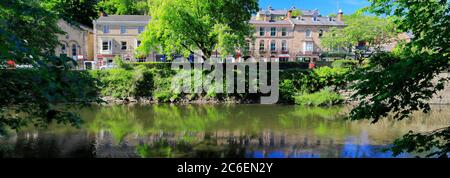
[1,104,449,158]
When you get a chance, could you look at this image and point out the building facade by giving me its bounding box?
[93,15,156,68]
[248,7,345,62]
[55,19,94,68]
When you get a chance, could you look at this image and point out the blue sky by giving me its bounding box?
[259,0,370,16]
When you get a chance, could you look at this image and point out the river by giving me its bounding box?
[1,104,449,158]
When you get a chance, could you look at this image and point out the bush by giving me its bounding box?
[89,69,135,99]
[294,89,344,107]
[331,59,358,69]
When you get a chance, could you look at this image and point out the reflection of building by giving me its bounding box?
[55,19,94,69]
[93,14,156,69]
[249,6,346,62]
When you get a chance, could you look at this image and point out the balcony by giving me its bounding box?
[281,50,289,54]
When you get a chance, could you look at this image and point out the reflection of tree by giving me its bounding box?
[136,132,247,158]
[87,106,144,143]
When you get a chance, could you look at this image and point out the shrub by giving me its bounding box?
[331,59,358,69]
[89,69,135,99]
[294,89,344,107]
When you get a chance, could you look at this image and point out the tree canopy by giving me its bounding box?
[320,14,398,63]
[41,0,100,26]
[348,0,450,157]
[0,0,100,136]
[137,0,259,61]
[98,0,149,15]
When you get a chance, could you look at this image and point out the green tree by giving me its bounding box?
[41,0,99,26]
[98,0,149,15]
[0,0,100,136]
[137,0,259,61]
[348,0,450,157]
[321,14,397,64]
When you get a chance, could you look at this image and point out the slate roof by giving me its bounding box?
[291,16,345,26]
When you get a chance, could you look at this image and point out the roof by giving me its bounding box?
[250,16,345,26]
[291,16,345,26]
[96,15,151,22]
[257,9,320,17]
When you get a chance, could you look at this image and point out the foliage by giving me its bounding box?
[294,89,344,107]
[90,66,156,99]
[331,59,358,69]
[349,0,450,157]
[113,56,132,70]
[320,14,398,64]
[137,0,259,60]
[0,0,101,136]
[97,0,149,15]
[41,0,99,26]
[279,79,298,103]
[0,68,100,136]
[0,0,64,63]
[90,69,135,98]
[291,9,302,17]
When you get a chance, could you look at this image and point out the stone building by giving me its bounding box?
[55,19,94,69]
[248,7,346,62]
[93,14,156,68]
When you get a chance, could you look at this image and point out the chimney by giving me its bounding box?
[99,10,108,17]
[287,10,292,20]
[337,9,343,21]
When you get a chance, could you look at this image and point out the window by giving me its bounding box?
[102,41,110,51]
[270,40,276,51]
[319,29,324,38]
[304,42,314,52]
[138,26,145,34]
[281,28,287,36]
[259,27,265,36]
[72,44,77,56]
[103,25,110,33]
[281,40,287,51]
[121,41,127,50]
[61,44,66,53]
[305,29,311,37]
[120,26,126,34]
[270,27,276,36]
[259,40,265,51]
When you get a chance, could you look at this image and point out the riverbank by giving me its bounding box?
[90,61,351,106]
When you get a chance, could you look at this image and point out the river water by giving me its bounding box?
[1,104,449,158]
